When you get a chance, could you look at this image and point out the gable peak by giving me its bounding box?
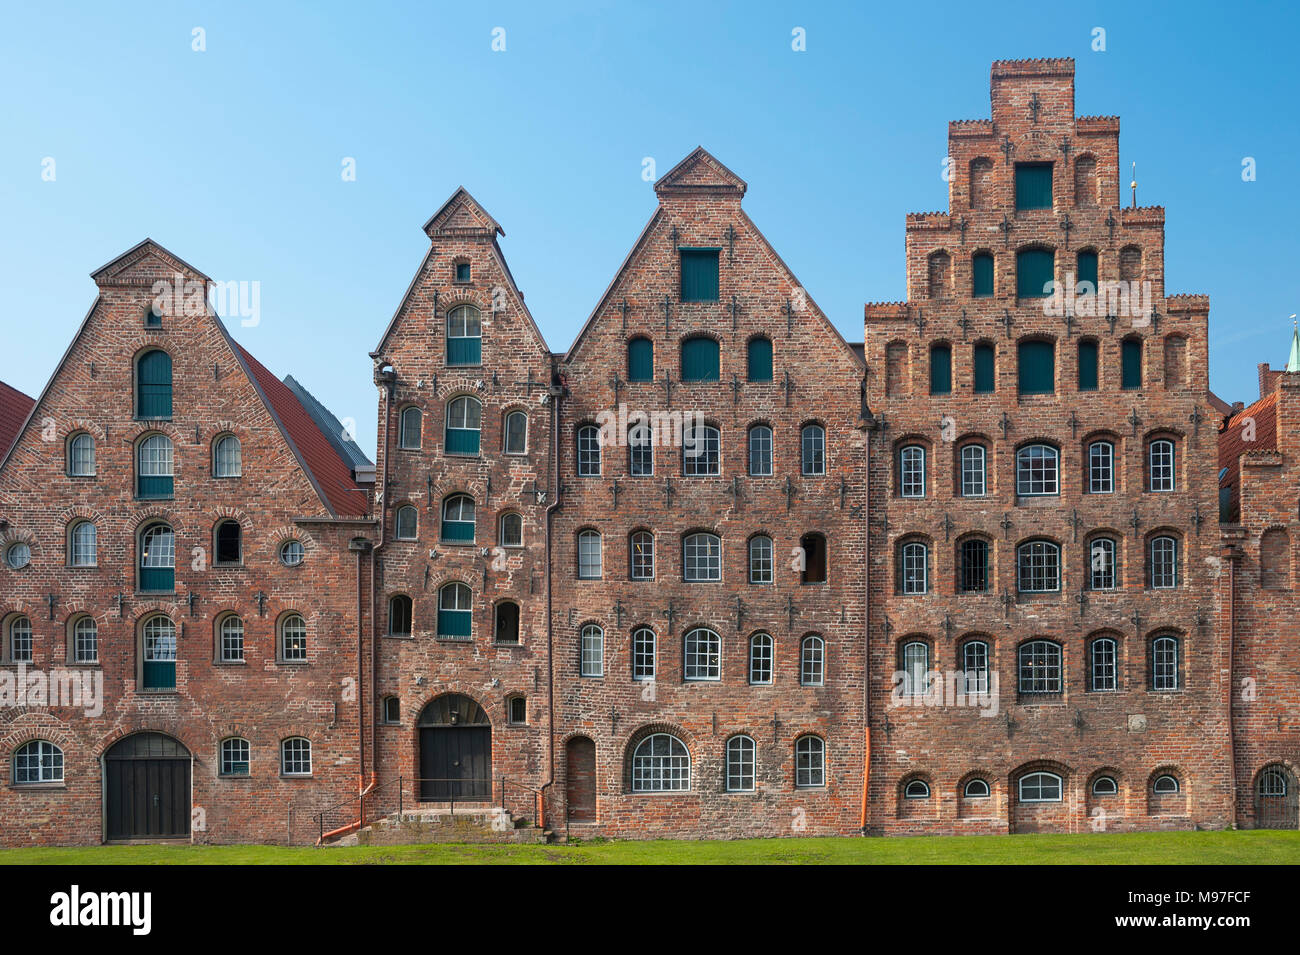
[422,187,505,240]
[654,147,747,198]
[90,238,210,288]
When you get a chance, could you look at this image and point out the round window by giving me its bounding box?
[6,542,31,570]
[280,540,305,566]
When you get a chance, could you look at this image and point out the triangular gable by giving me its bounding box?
[422,186,504,239]
[90,237,211,286]
[654,146,747,197]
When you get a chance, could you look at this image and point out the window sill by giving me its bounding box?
[438,540,476,547]
[213,563,245,570]
[276,660,310,666]
[215,660,246,666]
[10,782,66,792]
[279,774,314,781]
[139,689,179,696]
[436,637,474,644]
[219,774,252,781]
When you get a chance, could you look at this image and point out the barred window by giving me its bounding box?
[1149,439,1175,492]
[1259,767,1288,799]
[1088,441,1114,493]
[1090,538,1116,591]
[281,737,312,776]
[962,639,989,694]
[1018,771,1063,802]
[1016,444,1059,496]
[726,736,756,792]
[684,422,720,476]
[1149,536,1178,589]
[899,445,926,498]
[960,444,986,497]
[749,633,773,684]
[748,425,773,477]
[900,640,929,697]
[219,614,245,662]
[795,735,825,788]
[13,740,63,784]
[683,533,721,582]
[577,530,602,579]
[580,624,604,677]
[220,738,250,777]
[1017,540,1061,593]
[631,733,690,792]
[280,613,307,662]
[800,635,825,686]
[1018,640,1063,695]
[73,617,98,664]
[1151,634,1180,691]
[801,425,826,476]
[958,538,989,593]
[577,424,601,476]
[900,541,928,595]
[748,535,773,584]
[69,520,97,567]
[632,627,656,680]
[684,627,721,681]
[1090,636,1117,691]
[629,422,653,476]
[630,531,654,580]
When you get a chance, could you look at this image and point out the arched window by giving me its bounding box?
[1150,634,1181,691]
[899,540,929,595]
[1017,539,1060,593]
[12,741,63,784]
[1258,766,1289,799]
[1152,774,1180,795]
[800,532,827,584]
[437,582,473,639]
[747,336,773,381]
[281,737,312,776]
[394,504,418,540]
[961,639,989,693]
[627,337,653,382]
[220,738,251,776]
[504,411,528,455]
[900,640,929,697]
[441,495,475,542]
[8,615,32,664]
[964,778,991,798]
[631,733,690,792]
[445,396,482,454]
[681,336,720,382]
[141,614,177,690]
[684,627,721,681]
[1016,249,1055,299]
[927,251,951,298]
[748,535,773,584]
[1017,339,1056,393]
[1261,528,1291,589]
[136,349,173,418]
[683,421,720,476]
[137,434,174,498]
[904,779,931,799]
[1122,337,1143,390]
[958,537,989,593]
[1087,440,1114,493]
[280,613,307,662]
[749,633,774,685]
[628,420,653,475]
[1018,771,1063,802]
[1148,535,1179,589]
[388,594,413,636]
[801,424,826,476]
[629,530,654,580]
[218,614,244,662]
[577,529,602,579]
[139,522,175,592]
[795,735,825,788]
[898,444,926,498]
[1149,438,1175,492]
[446,305,482,366]
[1016,444,1059,496]
[1089,636,1117,691]
[972,252,994,298]
[748,425,773,476]
[214,520,241,566]
[67,432,95,476]
[213,434,242,477]
[399,407,423,449]
[800,635,825,686]
[1089,537,1117,591]
[1017,640,1063,696]
[577,424,601,476]
[959,443,987,497]
[726,736,756,792]
[973,341,995,393]
[494,601,520,644]
[69,520,97,567]
[490,512,520,549]
[631,627,656,680]
[930,344,952,394]
[72,616,98,664]
[1092,775,1118,796]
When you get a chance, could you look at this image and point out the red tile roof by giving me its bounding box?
[0,380,35,462]
[1218,391,1278,522]
[233,344,369,518]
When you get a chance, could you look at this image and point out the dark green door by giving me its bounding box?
[419,727,492,801]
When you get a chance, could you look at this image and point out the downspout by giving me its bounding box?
[1225,542,1238,826]
[860,407,875,835]
[539,378,563,828]
[365,366,395,804]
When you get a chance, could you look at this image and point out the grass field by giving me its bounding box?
[2,829,1298,864]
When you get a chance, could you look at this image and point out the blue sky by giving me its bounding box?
[2,0,1296,455]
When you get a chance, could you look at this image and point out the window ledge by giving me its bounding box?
[218,774,252,781]
[10,782,66,792]
[436,637,474,644]
[279,774,314,781]
[276,660,310,667]
[215,660,247,666]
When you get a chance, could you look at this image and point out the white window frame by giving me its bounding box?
[684,627,721,681]
[899,445,926,498]
[281,737,312,776]
[1018,771,1063,802]
[580,624,604,677]
[725,736,756,793]
[683,532,721,582]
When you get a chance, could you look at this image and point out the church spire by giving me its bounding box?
[1288,314,1300,373]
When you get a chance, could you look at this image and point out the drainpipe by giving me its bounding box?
[364,362,396,809]
[540,378,564,828]
[1225,541,1239,826]
[860,411,875,835]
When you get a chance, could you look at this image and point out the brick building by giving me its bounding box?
[0,59,1288,846]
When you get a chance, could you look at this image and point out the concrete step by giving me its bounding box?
[326,807,553,846]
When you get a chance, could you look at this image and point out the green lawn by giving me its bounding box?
[3,829,1299,864]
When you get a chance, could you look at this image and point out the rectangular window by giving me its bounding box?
[1017,340,1055,394]
[1090,539,1116,590]
[1077,251,1099,291]
[1149,440,1175,492]
[580,627,603,677]
[749,537,773,584]
[1016,446,1059,496]
[1088,442,1113,493]
[681,337,720,381]
[749,638,773,684]
[1091,640,1117,692]
[630,534,654,580]
[1150,538,1178,589]
[959,540,988,593]
[221,739,250,777]
[1078,340,1099,391]
[1122,339,1143,389]
[960,445,986,497]
[684,630,721,681]
[679,249,720,302]
[1016,250,1056,299]
[683,535,721,582]
[973,344,995,393]
[628,338,653,382]
[1015,163,1053,210]
[972,254,994,297]
[748,427,773,477]
[577,534,602,580]
[629,428,653,476]
[747,338,773,381]
[899,447,926,498]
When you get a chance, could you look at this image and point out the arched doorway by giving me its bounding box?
[1255,765,1299,829]
[104,732,191,841]
[566,737,596,823]
[417,694,491,802]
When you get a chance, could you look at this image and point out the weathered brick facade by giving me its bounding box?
[1,58,1288,846]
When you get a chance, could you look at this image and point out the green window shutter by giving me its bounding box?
[137,475,174,499]
[680,250,720,302]
[1078,341,1099,391]
[447,337,481,366]
[627,338,653,381]
[973,344,995,393]
[142,661,175,691]
[441,519,475,542]
[1076,251,1098,291]
[438,609,472,639]
[140,566,174,593]
[137,351,172,418]
[1018,341,1056,395]
[445,428,480,455]
[930,346,952,394]
[1016,249,1055,299]
[747,338,772,381]
[681,337,720,381]
[972,254,994,297]
[1015,163,1053,210]
[1122,339,1143,389]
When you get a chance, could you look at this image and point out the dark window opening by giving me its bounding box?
[215,521,241,565]
[801,533,827,584]
[495,601,521,644]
